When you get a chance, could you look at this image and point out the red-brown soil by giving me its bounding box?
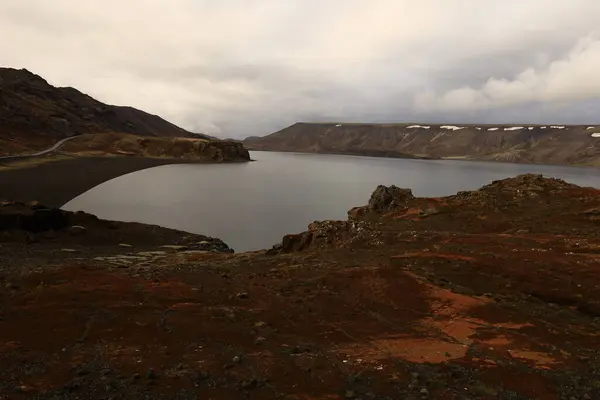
[1,174,600,399]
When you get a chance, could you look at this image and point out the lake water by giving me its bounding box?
[63,151,600,252]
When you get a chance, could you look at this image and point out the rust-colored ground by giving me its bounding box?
[1,174,600,399]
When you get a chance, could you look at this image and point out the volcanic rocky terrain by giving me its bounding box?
[1,174,599,399]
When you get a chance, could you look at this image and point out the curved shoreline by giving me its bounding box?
[0,155,247,208]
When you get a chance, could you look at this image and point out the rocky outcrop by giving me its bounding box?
[272,184,418,253]
[0,68,212,155]
[271,174,596,254]
[244,122,600,167]
[274,219,372,254]
[0,199,234,252]
[201,140,251,162]
[61,133,251,162]
[367,185,414,213]
[347,185,414,222]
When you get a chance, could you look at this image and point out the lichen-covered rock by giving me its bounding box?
[188,237,234,253]
[368,185,414,213]
[281,233,314,253]
[347,206,367,221]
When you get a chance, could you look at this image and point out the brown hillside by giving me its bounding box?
[0,68,210,155]
[244,122,600,166]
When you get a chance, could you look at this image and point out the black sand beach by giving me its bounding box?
[0,155,208,207]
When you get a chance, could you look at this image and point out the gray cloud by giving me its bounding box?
[2,0,600,138]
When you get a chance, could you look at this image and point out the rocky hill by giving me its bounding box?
[0,68,211,155]
[61,133,250,162]
[244,122,600,166]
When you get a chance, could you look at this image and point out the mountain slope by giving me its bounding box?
[0,68,210,155]
[244,122,600,166]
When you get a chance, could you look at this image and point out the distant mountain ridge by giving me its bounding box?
[0,67,210,155]
[243,122,600,167]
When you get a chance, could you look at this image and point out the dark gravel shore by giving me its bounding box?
[0,155,215,207]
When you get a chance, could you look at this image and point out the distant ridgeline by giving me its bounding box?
[243,122,600,167]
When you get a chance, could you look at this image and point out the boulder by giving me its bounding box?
[347,206,367,221]
[281,233,314,253]
[367,185,414,213]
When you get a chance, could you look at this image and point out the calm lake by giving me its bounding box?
[63,151,600,252]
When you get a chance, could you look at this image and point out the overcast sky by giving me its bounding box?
[2,0,600,138]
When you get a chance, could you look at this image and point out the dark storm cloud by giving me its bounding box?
[2,0,600,138]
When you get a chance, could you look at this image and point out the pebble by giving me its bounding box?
[236,292,249,299]
[345,390,355,398]
[114,255,147,261]
[159,245,188,251]
[137,251,166,257]
[110,261,132,268]
[254,336,267,345]
[241,379,258,390]
[61,248,79,253]
[68,225,87,236]
[232,356,241,364]
[147,369,157,380]
[119,243,132,248]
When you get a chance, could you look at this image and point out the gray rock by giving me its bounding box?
[368,185,414,213]
[109,260,132,268]
[67,225,87,236]
[119,243,132,248]
[137,251,167,257]
[114,255,147,261]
